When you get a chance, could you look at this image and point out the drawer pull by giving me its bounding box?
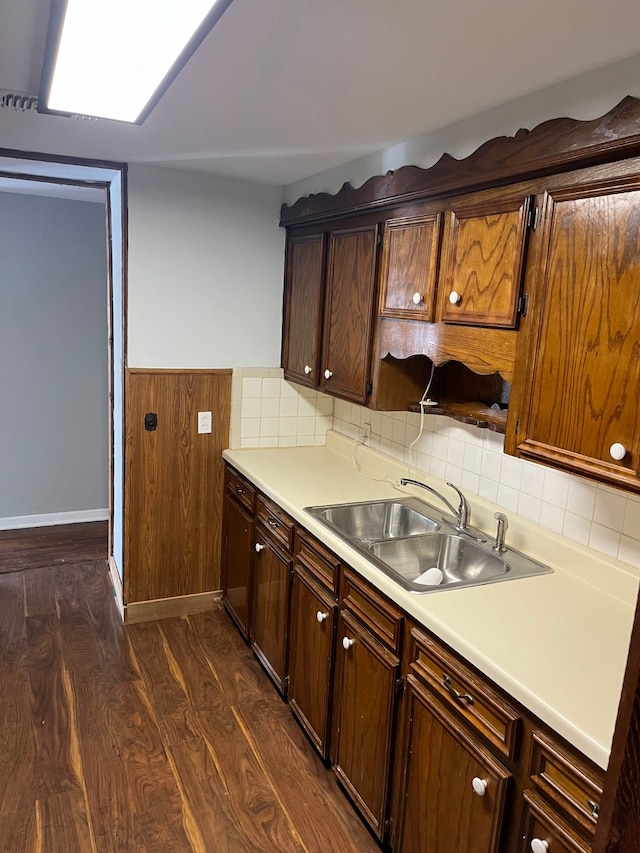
[443,673,474,705]
[236,486,245,495]
[268,518,280,529]
[471,777,487,797]
[316,611,328,623]
[530,840,549,853]
[342,636,355,650]
[588,800,600,820]
[255,543,265,553]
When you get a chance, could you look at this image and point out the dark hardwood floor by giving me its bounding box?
[0,522,108,573]
[0,530,380,852]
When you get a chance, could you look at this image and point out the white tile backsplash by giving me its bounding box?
[230,369,640,571]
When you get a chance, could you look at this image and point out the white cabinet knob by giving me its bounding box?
[449,290,461,305]
[471,777,487,797]
[531,840,549,853]
[609,442,627,461]
[316,611,328,623]
[412,291,423,305]
[254,543,265,553]
[304,364,312,375]
[324,369,333,380]
[342,636,354,650]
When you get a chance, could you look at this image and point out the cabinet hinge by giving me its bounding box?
[517,293,529,317]
[527,205,539,231]
[366,380,373,397]
[395,676,405,697]
[376,230,383,247]
[284,675,290,691]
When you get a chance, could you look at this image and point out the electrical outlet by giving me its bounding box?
[361,422,371,446]
[198,411,212,434]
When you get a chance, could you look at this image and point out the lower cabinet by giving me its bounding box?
[519,792,590,853]
[396,674,511,853]
[288,532,340,760]
[221,467,255,640]
[332,571,404,841]
[220,467,605,852]
[251,528,292,695]
[518,730,603,853]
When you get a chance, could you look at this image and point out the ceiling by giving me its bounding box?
[1,0,640,188]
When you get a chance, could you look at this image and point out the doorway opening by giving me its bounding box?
[0,152,126,615]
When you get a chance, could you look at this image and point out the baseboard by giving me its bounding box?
[0,508,109,531]
[108,556,124,622]
[124,590,223,624]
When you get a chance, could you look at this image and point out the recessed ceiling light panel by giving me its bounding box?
[39,0,234,124]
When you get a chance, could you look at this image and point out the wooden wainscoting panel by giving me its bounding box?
[124,370,231,604]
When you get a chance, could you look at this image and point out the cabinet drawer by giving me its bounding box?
[225,466,255,513]
[255,493,294,553]
[519,791,590,853]
[296,530,340,597]
[341,568,403,654]
[410,627,521,761]
[529,730,603,837]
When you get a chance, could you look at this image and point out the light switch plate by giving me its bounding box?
[198,411,212,434]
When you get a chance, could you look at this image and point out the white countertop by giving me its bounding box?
[223,431,639,769]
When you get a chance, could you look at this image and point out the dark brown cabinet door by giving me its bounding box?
[333,609,399,839]
[221,495,253,640]
[438,192,531,328]
[282,233,326,387]
[513,179,640,491]
[251,531,292,695]
[378,213,442,321]
[519,792,590,853]
[397,675,511,853]
[321,224,379,403]
[288,566,337,759]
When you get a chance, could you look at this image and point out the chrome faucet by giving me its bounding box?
[400,478,471,533]
[493,512,509,552]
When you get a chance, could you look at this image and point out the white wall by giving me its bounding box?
[0,192,109,523]
[127,165,285,368]
[283,53,640,202]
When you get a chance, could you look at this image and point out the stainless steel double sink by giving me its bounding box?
[305,497,553,594]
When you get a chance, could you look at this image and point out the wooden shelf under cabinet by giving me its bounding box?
[408,400,508,431]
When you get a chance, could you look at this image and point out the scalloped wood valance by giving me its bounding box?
[280,96,640,226]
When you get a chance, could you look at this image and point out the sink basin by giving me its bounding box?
[306,498,440,541]
[371,534,509,591]
[305,498,553,593]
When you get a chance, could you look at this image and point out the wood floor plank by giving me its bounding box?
[186,611,381,853]
[24,609,81,801]
[0,804,39,853]
[0,551,383,853]
[129,616,306,852]
[54,575,194,853]
[36,791,96,853]
[0,523,108,574]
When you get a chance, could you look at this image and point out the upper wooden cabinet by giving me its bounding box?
[378,213,442,321]
[437,191,532,328]
[509,170,640,491]
[321,224,379,403]
[281,233,326,388]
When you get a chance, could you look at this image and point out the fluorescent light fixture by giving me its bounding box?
[39,0,234,124]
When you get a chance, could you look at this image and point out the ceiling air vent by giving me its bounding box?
[0,90,39,112]
[0,89,101,121]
